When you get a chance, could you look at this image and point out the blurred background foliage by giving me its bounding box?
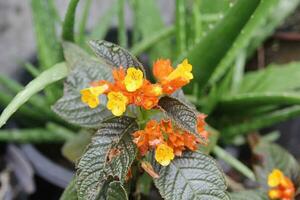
[1,0,300,198]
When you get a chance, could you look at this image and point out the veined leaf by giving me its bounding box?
[52,43,113,128]
[88,40,145,74]
[107,181,128,200]
[230,190,268,200]
[150,151,229,200]
[0,63,68,128]
[209,0,300,85]
[60,178,78,200]
[158,96,204,140]
[180,0,260,91]
[252,141,300,187]
[76,117,138,200]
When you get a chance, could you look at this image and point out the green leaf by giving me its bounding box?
[175,0,187,55]
[132,0,172,61]
[252,141,300,187]
[62,0,80,42]
[76,0,93,46]
[62,130,93,162]
[76,117,138,200]
[88,40,145,74]
[117,0,127,48]
[158,96,204,140]
[0,63,68,128]
[107,181,128,200]
[230,190,268,200]
[209,0,300,85]
[60,178,78,200]
[89,2,118,40]
[181,0,260,91]
[237,62,300,94]
[151,151,229,200]
[131,26,175,56]
[221,105,300,138]
[0,128,68,143]
[31,0,62,69]
[52,43,113,128]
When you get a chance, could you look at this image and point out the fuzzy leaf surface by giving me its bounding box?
[151,151,229,200]
[76,117,138,200]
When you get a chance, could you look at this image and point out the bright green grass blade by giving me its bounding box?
[0,63,68,128]
[62,0,80,42]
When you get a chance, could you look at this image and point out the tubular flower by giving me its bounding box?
[132,117,208,166]
[153,59,193,94]
[124,67,144,92]
[80,59,193,116]
[80,84,108,108]
[268,169,295,200]
[155,144,175,166]
[107,91,129,116]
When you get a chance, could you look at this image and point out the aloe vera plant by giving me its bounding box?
[1,0,300,199]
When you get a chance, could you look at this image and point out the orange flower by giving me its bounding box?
[80,58,194,116]
[268,169,295,200]
[153,59,173,82]
[132,118,208,165]
[133,130,149,156]
[153,59,193,94]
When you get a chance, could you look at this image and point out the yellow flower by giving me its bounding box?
[167,59,193,81]
[80,85,108,108]
[155,144,175,166]
[106,91,129,116]
[268,189,281,199]
[124,67,144,92]
[268,169,284,187]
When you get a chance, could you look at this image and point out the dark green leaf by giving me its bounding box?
[52,43,113,128]
[62,0,80,42]
[60,178,78,200]
[230,190,268,200]
[88,40,145,74]
[76,117,138,200]
[209,0,300,85]
[151,151,229,200]
[181,0,260,91]
[107,181,128,200]
[252,141,300,187]
[221,105,300,138]
[158,96,204,140]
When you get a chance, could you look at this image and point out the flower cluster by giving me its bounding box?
[80,59,193,116]
[133,114,208,166]
[268,169,295,200]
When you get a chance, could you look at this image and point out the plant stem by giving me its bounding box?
[213,145,256,181]
[131,26,175,56]
[118,0,127,48]
[62,0,80,42]
[175,0,187,55]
